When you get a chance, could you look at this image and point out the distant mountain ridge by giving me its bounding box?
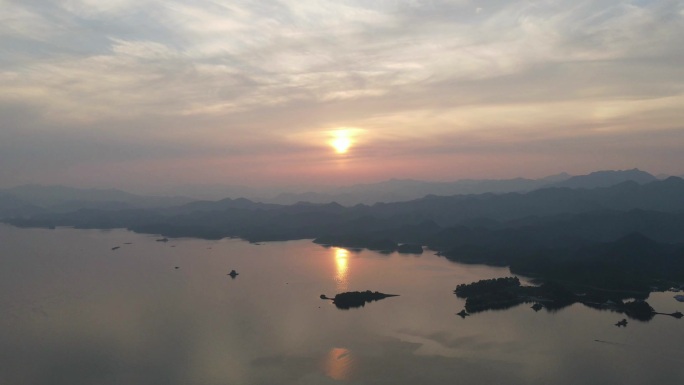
[551,169,656,189]
[0,185,193,214]
[265,169,656,205]
[6,176,684,241]
[0,192,46,218]
[267,177,558,205]
[0,169,665,216]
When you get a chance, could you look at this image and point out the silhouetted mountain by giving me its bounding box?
[509,233,684,292]
[5,177,684,292]
[540,172,572,182]
[0,192,27,210]
[7,177,684,238]
[265,170,661,206]
[267,177,557,205]
[168,197,281,215]
[0,192,46,218]
[549,169,656,189]
[156,183,264,201]
[0,185,193,213]
[47,200,137,213]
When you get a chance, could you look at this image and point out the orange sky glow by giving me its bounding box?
[1,1,683,194]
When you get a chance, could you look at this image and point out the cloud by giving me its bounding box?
[1,0,683,188]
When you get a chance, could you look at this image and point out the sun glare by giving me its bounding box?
[330,130,352,154]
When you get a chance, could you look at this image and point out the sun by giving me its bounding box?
[331,136,351,154]
[330,130,353,154]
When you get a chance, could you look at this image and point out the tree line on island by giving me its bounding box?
[454,276,683,322]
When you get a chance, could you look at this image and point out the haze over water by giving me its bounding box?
[2,224,682,385]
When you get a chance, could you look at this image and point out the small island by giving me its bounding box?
[321,290,399,309]
[454,277,677,322]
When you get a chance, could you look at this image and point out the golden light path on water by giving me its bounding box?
[334,247,349,291]
[323,249,355,380]
[323,347,355,381]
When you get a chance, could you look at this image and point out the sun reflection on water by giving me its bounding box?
[323,347,355,381]
[334,248,349,291]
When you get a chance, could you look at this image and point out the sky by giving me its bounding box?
[2,0,684,193]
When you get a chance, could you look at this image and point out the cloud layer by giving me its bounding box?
[2,0,683,190]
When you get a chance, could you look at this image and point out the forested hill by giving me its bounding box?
[4,177,684,291]
[4,177,684,241]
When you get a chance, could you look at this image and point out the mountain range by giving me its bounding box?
[266,169,657,205]
[3,170,684,292]
[0,185,192,217]
[0,169,662,215]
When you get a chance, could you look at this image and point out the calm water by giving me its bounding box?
[1,224,683,385]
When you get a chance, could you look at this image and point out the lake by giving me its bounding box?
[1,224,683,385]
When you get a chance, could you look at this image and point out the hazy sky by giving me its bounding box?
[2,0,683,192]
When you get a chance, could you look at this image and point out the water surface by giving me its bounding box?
[1,225,682,384]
